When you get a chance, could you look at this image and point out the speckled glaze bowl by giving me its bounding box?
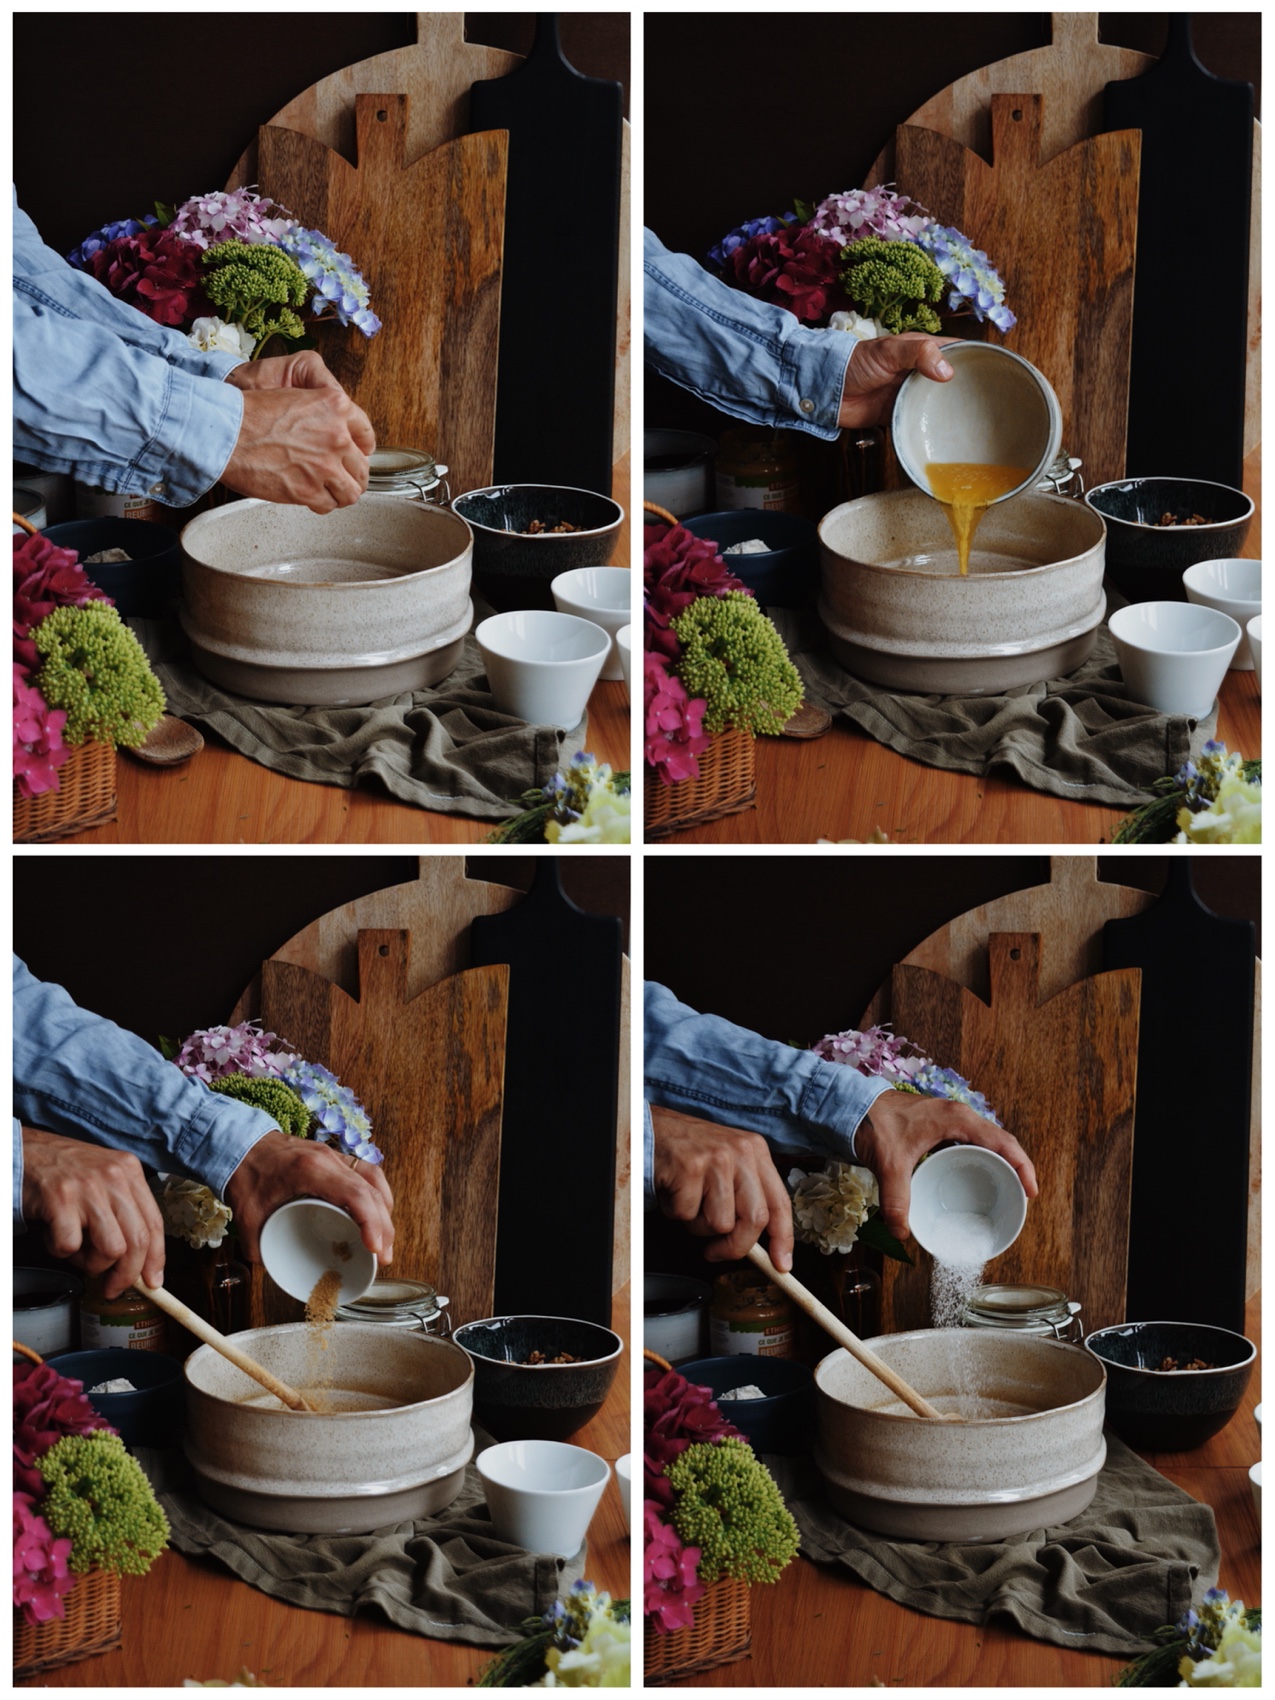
[815,1329,1106,1542]
[452,1315,623,1443]
[180,496,473,706]
[183,1323,474,1534]
[1084,477,1254,605]
[1084,1321,1256,1451]
[453,486,623,612]
[819,488,1107,694]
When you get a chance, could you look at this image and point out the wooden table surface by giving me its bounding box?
[663,448,1261,845]
[668,1291,1261,1688]
[61,459,633,847]
[27,1286,632,1689]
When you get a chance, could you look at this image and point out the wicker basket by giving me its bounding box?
[14,739,117,843]
[12,1341,123,1678]
[642,1351,752,1681]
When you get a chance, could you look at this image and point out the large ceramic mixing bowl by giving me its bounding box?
[819,487,1107,694]
[180,496,473,706]
[815,1328,1106,1541]
[183,1323,474,1534]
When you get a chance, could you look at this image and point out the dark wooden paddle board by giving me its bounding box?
[1102,861,1255,1334]
[1103,17,1253,488]
[470,858,623,1324]
[469,13,623,495]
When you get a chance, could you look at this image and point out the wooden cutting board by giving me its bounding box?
[248,927,508,1331]
[229,858,632,1297]
[865,13,1260,457]
[225,13,631,465]
[254,94,505,498]
[471,860,623,1326]
[1102,863,1255,1334]
[1104,17,1253,488]
[895,94,1140,488]
[883,933,1140,1337]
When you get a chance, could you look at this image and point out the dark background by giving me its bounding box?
[12,14,631,259]
[644,854,1260,1049]
[644,12,1261,440]
[13,855,629,1046]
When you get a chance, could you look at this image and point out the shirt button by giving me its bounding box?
[148,482,167,497]
[799,398,815,414]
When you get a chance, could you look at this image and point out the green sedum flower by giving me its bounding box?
[33,601,165,749]
[37,1432,169,1577]
[202,240,309,348]
[671,592,803,736]
[839,236,947,334]
[208,1073,311,1139]
[666,1437,799,1586]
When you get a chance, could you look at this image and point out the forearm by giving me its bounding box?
[643,981,892,1170]
[643,227,856,440]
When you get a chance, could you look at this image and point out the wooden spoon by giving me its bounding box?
[135,1281,315,1412]
[746,1244,961,1422]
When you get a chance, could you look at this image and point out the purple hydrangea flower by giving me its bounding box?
[707,213,798,270]
[280,1058,383,1163]
[913,223,1016,330]
[275,227,381,336]
[66,216,160,271]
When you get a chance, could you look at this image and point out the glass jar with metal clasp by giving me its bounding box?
[961,1282,1083,1344]
[334,1277,452,1337]
[365,447,451,507]
[1035,451,1085,499]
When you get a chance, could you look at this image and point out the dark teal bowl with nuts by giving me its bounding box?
[452,485,624,613]
[1084,1321,1255,1451]
[1084,477,1253,605]
[452,1314,623,1442]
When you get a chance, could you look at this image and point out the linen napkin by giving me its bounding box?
[768,1434,1219,1657]
[771,610,1220,811]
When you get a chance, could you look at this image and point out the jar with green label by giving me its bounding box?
[79,1274,170,1352]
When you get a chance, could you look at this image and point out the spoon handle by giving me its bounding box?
[745,1244,953,1422]
[135,1281,314,1413]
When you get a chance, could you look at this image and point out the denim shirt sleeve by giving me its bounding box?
[13,198,246,506]
[643,227,857,441]
[12,956,277,1224]
[643,981,893,1202]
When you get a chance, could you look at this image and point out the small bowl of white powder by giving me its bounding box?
[908,1145,1028,1273]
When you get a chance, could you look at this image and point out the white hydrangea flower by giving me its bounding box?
[187,316,256,359]
[157,1176,233,1250]
[828,309,884,339]
[788,1161,880,1254]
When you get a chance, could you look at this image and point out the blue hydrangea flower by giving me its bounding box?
[66,215,160,270]
[707,213,798,270]
[280,1058,383,1162]
[913,224,1016,330]
[274,226,382,336]
[903,1064,1003,1127]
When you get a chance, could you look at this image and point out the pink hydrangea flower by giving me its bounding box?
[644,651,711,786]
[809,1023,929,1081]
[167,188,297,250]
[643,1502,705,1634]
[13,667,70,800]
[809,185,933,248]
[13,1493,76,1625]
[171,1021,296,1084]
[13,1362,113,1499]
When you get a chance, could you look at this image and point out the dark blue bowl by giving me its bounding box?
[47,1348,186,1449]
[452,1314,623,1442]
[678,1354,815,1454]
[680,510,820,608]
[42,517,183,618]
[453,485,624,612]
[1084,1321,1256,1451]
[1083,478,1253,605]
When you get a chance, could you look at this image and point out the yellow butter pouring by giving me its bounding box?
[925,462,1032,575]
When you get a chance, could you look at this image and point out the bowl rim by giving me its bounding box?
[474,609,611,666]
[1083,1320,1257,1377]
[475,1436,611,1493]
[819,487,1107,579]
[550,565,633,612]
[1107,600,1242,657]
[452,1313,624,1369]
[1084,476,1255,531]
[181,495,474,589]
[452,484,624,539]
[1181,559,1263,604]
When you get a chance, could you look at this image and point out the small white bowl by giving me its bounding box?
[1250,1460,1261,1522]
[615,1453,632,1534]
[258,1200,377,1307]
[615,625,632,700]
[1248,616,1262,691]
[908,1146,1028,1263]
[1182,558,1261,669]
[1108,600,1242,718]
[476,1439,610,1557]
[474,609,610,727]
[551,567,632,680]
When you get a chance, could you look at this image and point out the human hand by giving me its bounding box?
[20,1127,166,1299]
[224,351,346,394]
[221,383,376,513]
[836,333,958,429]
[650,1105,794,1271]
[224,1131,395,1266]
[853,1093,1038,1243]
